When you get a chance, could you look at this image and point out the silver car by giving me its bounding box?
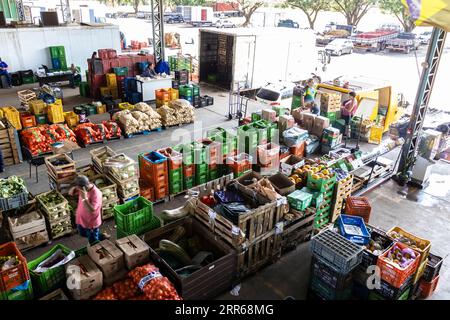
[325,39,354,56]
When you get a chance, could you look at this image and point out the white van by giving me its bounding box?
[256,82,296,109]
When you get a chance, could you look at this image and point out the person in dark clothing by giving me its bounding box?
[91,52,98,60]
[0,57,12,87]
[141,61,157,78]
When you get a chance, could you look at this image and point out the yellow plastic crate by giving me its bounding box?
[168,88,179,101]
[29,99,47,115]
[118,102,134,110]
[369,125,383,145]
[100,87,111,96]
[0,109,3,119]
[54,99,63,107]
[106,73,117,88]
[47,104,64,124]
[64,111,79,128]
[97,105,106,114]
[2,106,22,130]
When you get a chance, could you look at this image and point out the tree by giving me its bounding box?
[333,0,376,27]
[238,0,265,27]
[379,0,415,32]
[284,0,330,29]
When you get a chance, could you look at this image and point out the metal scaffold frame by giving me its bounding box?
[397,27,447,178]
[60,0,72,23]
[150,0,165,63]
[16,0,25,21]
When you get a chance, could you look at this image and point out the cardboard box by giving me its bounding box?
[290,141,306,157]
[262,109,277,122]
[311,116,330,137]
[280,155,305,176]
[87,240,124,278]
[278,115,295,132]
[104,268,128,286]
[291,108,303,124]
[116,234,150,269]
[268,173,295,196]
[39,289,69,300]
[302,113,316,132]
[65,255,103,300]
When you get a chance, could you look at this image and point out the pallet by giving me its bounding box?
[0,124,20,166]
[330,176,353,223]
[17,90,36,107]
[124,127,162,139]
[161,122,193,130]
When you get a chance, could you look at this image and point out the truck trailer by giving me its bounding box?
[176,6,214,27]
[198,27,319,91]
[385,32,420,54]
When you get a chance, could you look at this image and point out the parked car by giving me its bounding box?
[215,19,236,28]
[256,81,296,109]
[164,13,185,24]
[277,19,299,28]
[418,31,432,44]
[325,38,354,56]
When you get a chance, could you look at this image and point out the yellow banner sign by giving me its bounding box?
[402,0,450,31]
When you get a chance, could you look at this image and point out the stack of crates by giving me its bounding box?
[237,124,258,155]
[17,90,37,108]
[179,84,200,107]
[49,46,67,71]
[1,106,22,130]
[256,143,280,176]
[320,92,341,122]
[309,229,363,300]
[345,196,371,223]
[104,154,139,202]
[155,89,171,107]
[173,144,195,190]
[36,190,73,239]
[114,196,160,238]
[199,138,222,181]
[330,174,353,222]
[191,141,209,185]
[138,151,169,201]
[157,147,183,195]
[207,127,237,161]
[291,86,304,110]
[306,171,336,229]
[321,127,342,154]
[226,153,252,178]
[251,120,278,145]
[47,102,64,124]
[100,73,118,98]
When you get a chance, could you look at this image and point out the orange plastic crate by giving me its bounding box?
[157,147,183,171]
[183,164,194,178]
[0,242,30,293]
[377,242,421,289]
[20,112,37,128]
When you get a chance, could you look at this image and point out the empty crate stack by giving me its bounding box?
[330,172,353,222]
[103,154,140,203]
[45,154,77,195]
[36,190,73,239]
[179,84,200,107]
[139,151,169,201]
[309,229,363,300]
[191,141,210,185]
[306,169,336,229]
[173,144,195,190]
[49,46,68,71]
[200,138,222,181]
[157,147,183,195]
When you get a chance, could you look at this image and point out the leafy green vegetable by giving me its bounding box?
[0,176,27,198]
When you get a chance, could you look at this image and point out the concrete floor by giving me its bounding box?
[1,83,449,300]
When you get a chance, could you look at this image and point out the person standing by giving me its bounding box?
[341,91,358,125]
[0,58,12,88]
[69,175,106,245]
[302,78,317,108]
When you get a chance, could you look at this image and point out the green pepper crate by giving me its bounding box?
[184,176,195,190]
[116,215,161,239]
[0,281,34,300]
[307,172,337,193]
[114,196,154,234]
[28,244,73,297]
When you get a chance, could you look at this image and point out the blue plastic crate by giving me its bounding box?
[337,214,370,245]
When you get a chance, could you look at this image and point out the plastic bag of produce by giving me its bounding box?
[33,248,76,273]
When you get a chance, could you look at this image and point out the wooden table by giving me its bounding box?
[51,140,80,159]
[37,73,75,88]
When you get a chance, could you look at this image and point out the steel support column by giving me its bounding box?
[150,0,165,63]
[16,0,25,21]
[397,27,447,176]
[60,0,72,23]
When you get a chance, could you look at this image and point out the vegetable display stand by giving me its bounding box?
[114,196,154,235]
[7,202,50,251]
[377,242,421,289]
[142,217,237,300]
[310,229,363,274]
[0,242,30,293]
[386,226,431,267]
[28,244,74,297]
[330,175,353,223]
[345,196,372,224]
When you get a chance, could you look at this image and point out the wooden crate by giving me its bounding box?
[102,198,118,220]
[90,146,117,171]
[7,203,49,251]
[45,154,76,181]
[330,175,353,222]
[0,122,20,166]
[17,90,37,107]
[351,176,366,194]
[108,175,139,200]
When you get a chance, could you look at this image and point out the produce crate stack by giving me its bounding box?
[36,190,73,239]
[114,196,160,238]
[138,151,169,201]
[237,124,258,155]
[101,73,118,99]
[1,106,22,130]
[179,84,200,106]
[350,117,374,140]
[319,92,341,117]
[7,202,50,251]
[199,138,222,181]
[251,120,278,145]
[92,175,119,220]
[0,119,20,166]
[157,147,183,195]
[418,253,443,299]
[19,111,36,129]
[226,153,252,178]
[321,127,342,154]
[256,143,280,176]
[49,46,68,71]
[0,176,29,212]
[90,146,117,173]
[0,242,33,300]
[308,229,363,300]
[173,144,195,190]
[103,154,140,202]
[45,154,77,195]
[47,102,64,124]
[17,89,37,108]
[207,127,238,161]
[191,142,209,186]
[330,171,353,222]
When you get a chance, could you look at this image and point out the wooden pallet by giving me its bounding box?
[330,175,353,223]
[124,127,162,139]
[0,123,20,166]
[17,90,36,107]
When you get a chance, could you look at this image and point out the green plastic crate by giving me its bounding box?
[184,176,195,190]
[113,67,129,76]
[287,189,313,211]
[28,244,73,297]
[49,46,66,59]
[251,112,262,122]
[79,82,90,97]
[0,281,34,300]
[173,144,194,166]
[170,181,183,195]
[368,288,410,300]
[114,196,153,234]
[307,172,336,193]
[116,215,161,239]
[85,104,97,116]
[291,95,302,109]
[314,213,330,229]
[324,112,337,123]
[196,173,208,186]
[169,168,182,183]
[208,169,219,181]
[195,163,208,175]
[35,114,48,125]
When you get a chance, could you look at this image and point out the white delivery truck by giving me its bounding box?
[177,6,214,27]
[198,27,320,91]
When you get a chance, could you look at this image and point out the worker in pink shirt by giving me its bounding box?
[69,175,107,244]
[341,91,359,125]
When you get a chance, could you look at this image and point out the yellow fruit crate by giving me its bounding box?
[97,105,106,114]
[118,102,134,110]
[47,104,64,124]
[100,87,111,97]
[29,99,47,115]
[106,73,117,88]
[64,111,79,128]
[2,106,22,130]
[368,125,383,144]
[54,99,63,107]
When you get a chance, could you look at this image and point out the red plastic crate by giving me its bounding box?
[345,196,372,223]
[110,58,120,69]
[154,185,168,200]
[0,242,30,293]
[20,112,37,128]
[157,148,183,171]
[419,275,439,299]
[139,179,154,202]
[377,242,421,289]
[101,60,111,74]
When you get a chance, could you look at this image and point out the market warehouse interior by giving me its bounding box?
[0,0,449,303]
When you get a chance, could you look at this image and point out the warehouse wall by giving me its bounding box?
[0,25,120,74]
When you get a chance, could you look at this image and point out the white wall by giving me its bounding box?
[0,25,120,73]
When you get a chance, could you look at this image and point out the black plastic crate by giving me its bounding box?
[204,95,214,106]
[352,281,370,300]
[422,253,443,282]
[311,256,353,290]
[375,276,412,300]
[360,230,393,271]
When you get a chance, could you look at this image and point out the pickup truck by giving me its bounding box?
[385,32,420,53]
